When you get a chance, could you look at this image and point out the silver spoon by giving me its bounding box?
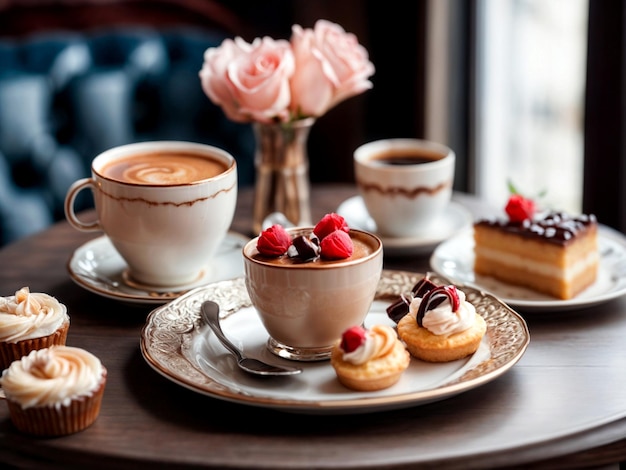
[200,301,302,376]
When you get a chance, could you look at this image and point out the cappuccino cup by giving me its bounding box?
[354,138,455,238]
[64,141,237,287]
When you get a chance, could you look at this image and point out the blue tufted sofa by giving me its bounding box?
[0,27,255,246]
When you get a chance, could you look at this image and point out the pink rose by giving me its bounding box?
[200,36,295,123]
[199,38,249,123]
[289,20,375,118]
[199,20,374,123]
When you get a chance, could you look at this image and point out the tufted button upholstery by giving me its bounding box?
[0,28,254,247]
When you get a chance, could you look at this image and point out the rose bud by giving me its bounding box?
[313,213,349,240]
[257,224,292,256]
[319,229,353,260]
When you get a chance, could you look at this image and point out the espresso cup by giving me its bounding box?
[64,141,237,287]
[243,227,383,361]
[354,138,455,238]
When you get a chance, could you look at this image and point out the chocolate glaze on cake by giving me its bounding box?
[475,211,597,246]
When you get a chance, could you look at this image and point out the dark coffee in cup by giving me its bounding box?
[367,148,447,166]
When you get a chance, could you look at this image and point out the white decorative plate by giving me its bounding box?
[67,232,249,305]
[430,225,626,312]
[336,196,473,256]
[140,270,530,414]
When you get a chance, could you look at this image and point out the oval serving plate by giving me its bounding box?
[140,270,530,414]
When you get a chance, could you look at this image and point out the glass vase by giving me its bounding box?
[252,117,314,235]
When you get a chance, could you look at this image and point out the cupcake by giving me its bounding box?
[0,287,70,371]
[0,345,107,436]
[396,282,486,363]
[331,324,410,391]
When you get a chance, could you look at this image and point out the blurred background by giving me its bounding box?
[0,0,622,247]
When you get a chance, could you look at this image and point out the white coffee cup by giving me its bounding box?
[64,141,237,287]
[354,138,455,238]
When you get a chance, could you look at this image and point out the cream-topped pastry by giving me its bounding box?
[331,324,410,391]
[410,287,476,336]
[394,279,486,362]
[0,287,70,370]
[1,346,107,436]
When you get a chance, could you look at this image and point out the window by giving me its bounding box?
[473,0,589,213]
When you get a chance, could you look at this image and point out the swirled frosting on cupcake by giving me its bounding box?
[409,287,476,336]
[341,324,399,364]
[0,346,105,409]
[0,288,69,343]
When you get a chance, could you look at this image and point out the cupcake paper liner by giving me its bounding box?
[6,368,107,437]
[0,321,69,371]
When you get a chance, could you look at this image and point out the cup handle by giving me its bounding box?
[64,178,101,232]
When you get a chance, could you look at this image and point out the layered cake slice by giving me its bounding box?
[473,194,599,300]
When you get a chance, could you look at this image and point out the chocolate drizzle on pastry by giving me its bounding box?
[475,211,597,246]
[386,276,437,323]
[415,285,460,327]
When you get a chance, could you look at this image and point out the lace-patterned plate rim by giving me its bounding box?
[140,270,530,414]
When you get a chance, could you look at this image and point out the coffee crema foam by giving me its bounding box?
[100,151,228,185]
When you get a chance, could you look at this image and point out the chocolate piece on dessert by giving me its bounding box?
[289,234,321,260]
[474,210,599,300]
[412,277,438,298]
[386,276,438,323]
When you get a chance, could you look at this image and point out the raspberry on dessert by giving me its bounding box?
[313,213,349,240]
[320,230,354,259]
[505,194,535,223]
[340,325,367,353]
[257,224,292,256]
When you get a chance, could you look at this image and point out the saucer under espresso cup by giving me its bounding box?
[64,141,238,288]
[354,138,455,238]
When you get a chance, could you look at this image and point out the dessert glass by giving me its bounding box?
[243,227,383,361]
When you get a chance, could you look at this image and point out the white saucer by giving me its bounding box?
[430,225,626,312]
[67,232,249,305]
[336,196,473,256]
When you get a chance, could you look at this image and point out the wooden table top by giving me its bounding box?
[1,184,626,469]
